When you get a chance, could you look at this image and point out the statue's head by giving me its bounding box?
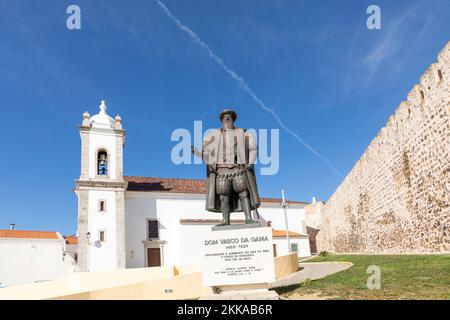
[219,109,237,130]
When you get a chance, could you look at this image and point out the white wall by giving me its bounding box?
[259,204,311,258]
[257,204,307,234]
[87,190,117,271]
[125,193,220,268]
[124,192,311,269]
[124,195,157,268]
[179,224,215,269]
[0,238,75,287]
[64,244,77,259]
[273,238,310,257]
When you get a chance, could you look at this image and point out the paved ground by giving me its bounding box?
[200,289,279,300]
[269,261,353,289]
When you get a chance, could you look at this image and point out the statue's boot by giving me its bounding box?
[239,190,258,224]
[215,212,231,226]
[244,210,258,224]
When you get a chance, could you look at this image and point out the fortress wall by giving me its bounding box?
[317,41,450,253]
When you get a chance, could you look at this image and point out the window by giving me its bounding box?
[291,243,298,252]
[147,220,159,240]
[438,69,443,81]
[99,200,106,212]
[99,230,106,242]
[267,221,272,227]
[97,150,108,175]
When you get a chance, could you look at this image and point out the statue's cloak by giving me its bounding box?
[203,128,261,213]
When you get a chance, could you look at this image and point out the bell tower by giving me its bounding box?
[75,100,127,272]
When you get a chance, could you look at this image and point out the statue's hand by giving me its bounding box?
[245,164,254,170]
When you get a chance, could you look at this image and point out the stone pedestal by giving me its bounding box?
[201,227,275,291]
[211,222,260,231]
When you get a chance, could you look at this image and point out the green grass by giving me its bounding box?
[274,254,450,300]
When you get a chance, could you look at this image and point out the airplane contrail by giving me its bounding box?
[155,0,343,177]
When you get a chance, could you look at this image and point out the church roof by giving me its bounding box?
[0,230,60,240]
[64,236,78,244]
[124,176,309,205]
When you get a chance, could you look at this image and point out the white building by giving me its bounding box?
[75,101,311,272]
[0,230,76,287]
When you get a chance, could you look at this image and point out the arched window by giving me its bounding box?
[97,150,108,175]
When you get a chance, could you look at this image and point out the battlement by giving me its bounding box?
[317,41,450,254]
[332,41,449,200]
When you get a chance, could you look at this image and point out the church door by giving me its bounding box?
[273,244,277,257]
[147,248,161,267]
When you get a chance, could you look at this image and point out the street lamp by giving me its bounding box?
[86,231,101,248]
[280,189,291,253]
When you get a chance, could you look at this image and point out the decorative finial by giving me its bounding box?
[100,100,107,114]
[82,110,91,126]
[83,111,90,119]
[114,115,123,130]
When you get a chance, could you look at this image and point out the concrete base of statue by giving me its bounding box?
[201,226,276,298]
[211,222,261,231]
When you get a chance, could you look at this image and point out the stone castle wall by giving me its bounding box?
[317,41,450,254]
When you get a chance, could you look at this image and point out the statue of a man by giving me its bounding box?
[193,109,261,226]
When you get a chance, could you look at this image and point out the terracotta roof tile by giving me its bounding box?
[64,236,78,244]
[272,229,307,237]
[0,230,59,240]
[124,176,307,205]
[125,176,206,194]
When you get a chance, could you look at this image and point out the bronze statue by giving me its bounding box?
[192,109,261,227]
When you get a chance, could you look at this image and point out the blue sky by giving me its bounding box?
[0,0,448,235]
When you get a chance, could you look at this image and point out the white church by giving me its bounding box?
[75,101,311,272]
